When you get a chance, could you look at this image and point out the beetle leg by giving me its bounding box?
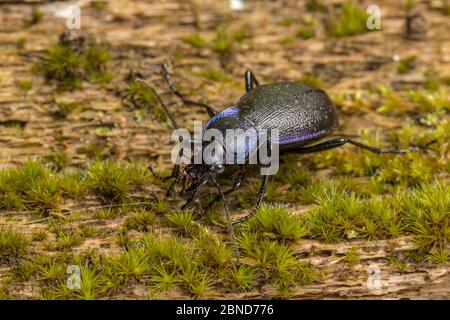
[162,64,216,117]
[245,69,260,92]
[232,174,269,224]
[211,177,240,264]
[165,165,181,197]
[181,188,200,210]
[289,137,415,155]
[199,165,246,215]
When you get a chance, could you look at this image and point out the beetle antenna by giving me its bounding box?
[211,177,240,265]
[161,64,216,117]
[135,79,179,130]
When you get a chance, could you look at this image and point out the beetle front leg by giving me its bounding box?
[245,69,260,92]
[162,64,217,117]
[232,174,268,224]
[199,165,246,216]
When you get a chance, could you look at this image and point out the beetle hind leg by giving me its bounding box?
[289,137,420,155]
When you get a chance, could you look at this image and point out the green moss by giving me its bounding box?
[247,205,308,240]
[403,181,449,252]
[280,17,294,27]
[15,36,27,50]
[213,27,232,56]
[77,142,108,160]
[54,229,83,250]
[26,8,43,26]
[181,34,206,48]
[17,80,32,91]
[44,149,70,171]
[226,265,255,292]
[123,81,158,110]
[104,248,148,285]
[0,229,28,265]
[85,44,110,74]
[86,160,151,203]
[344,246,360,267]
[297,19,316,39]
[34,38,111,90]
[238,232,319,294]
[166,211,195,235]
[150,195,172,215]
[397,55,416,74]
[150,265,179,293]
[301,74,323,88]
[306,0,326,12]
[32,230,48,242]
[125,209,156,231]
[91,71,113,85]
[34,43,83,90]
[423,71,440,91]
[0,160,66,212]
[280,35,295,45]
[199,69,230,82]
[233,28,248,42]
[328,3,371,37]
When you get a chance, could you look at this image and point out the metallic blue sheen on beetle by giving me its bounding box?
[139,65,414,263]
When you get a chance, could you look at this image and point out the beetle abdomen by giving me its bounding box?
[236,82,338,148]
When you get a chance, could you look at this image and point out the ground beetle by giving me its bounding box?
[138,65,420,263]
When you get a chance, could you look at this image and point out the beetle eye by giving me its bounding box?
[215,164,225,173]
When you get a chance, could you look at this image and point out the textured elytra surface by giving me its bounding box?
[237,82,338,147]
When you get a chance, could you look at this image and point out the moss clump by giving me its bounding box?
[17,80,32,91]
[86,160,151,203]
[344,246,360,267]
[34,36,111,90]
[213,27,233,57]
[31,230,48,242]
[15,36,27,50]
[328,3,371,37]
[0,160,62,212]
[246,205,308,240]
[280,17,294,27]
[297,19,316,39]
[25,8,43,27]
[34,43,83,89]
[44,149,70,171]
[125,210,156,231]
[181,34,206,48]
[0,229,28,265]
[397,55,417,74]
[77,141,109,160]
[166,211,195,235]
[199,69,230,82]
[237,231,320,295]
[402,181,449,253]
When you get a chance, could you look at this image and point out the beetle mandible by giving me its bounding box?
[139,64,416,263]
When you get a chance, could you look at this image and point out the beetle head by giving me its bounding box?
[182,162,224,193]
